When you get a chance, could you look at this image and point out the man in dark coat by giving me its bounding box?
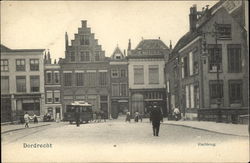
[75,108,80,127]
[150,104,163,136]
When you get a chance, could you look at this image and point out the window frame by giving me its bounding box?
[227,44,242,73]
[16,59,26,71]
[229,80,243,104]
[16,76,26,93]
[1,59,9,71]
[30,59,39,71]
[30,75,40,92]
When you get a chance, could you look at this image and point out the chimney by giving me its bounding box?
[170,40,172,50]
[128,39,131,51]
[81,20,87,28]
[189,4,198,32]
[124,49,126,56]
[65,32,68,51]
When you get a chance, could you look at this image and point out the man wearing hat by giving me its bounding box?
[150,103,163,136]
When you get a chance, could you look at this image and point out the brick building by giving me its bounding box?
[109,46,129,118]
[128,39,170,117]
[44,51,63,120]
[166,1,249,121]
[59,20,110,118]
[1,44,45,122]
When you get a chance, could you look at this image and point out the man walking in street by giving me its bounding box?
[150,103,163,136]
[24,112,30,128]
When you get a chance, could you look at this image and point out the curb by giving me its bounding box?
[163,122,249,138]
[1,124,51,134]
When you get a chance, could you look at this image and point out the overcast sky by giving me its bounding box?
[1,1,218,61]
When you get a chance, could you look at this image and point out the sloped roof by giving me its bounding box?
[111,46,125,60]
[135,39,169,50]
[1,44,11,52]
[170,0,232,59]
[1,44,45,53]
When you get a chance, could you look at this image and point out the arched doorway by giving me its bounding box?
[131,93,144,115]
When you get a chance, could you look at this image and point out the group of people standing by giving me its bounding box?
[23,112,38,128]
[125,111,142,123]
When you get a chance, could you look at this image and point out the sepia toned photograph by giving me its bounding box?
[1,0,249,162]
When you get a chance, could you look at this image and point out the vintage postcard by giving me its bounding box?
[1,0,249,162]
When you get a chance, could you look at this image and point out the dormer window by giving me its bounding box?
[115,55,121,60]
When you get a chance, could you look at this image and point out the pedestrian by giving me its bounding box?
[150,103,163,136]
[97,111,102,123]
[24,112,30,128]
[33,114,38,124]
[134,111,139,122]
[75,109,80,127]
[103,111,107,122]
[173,107,180,121]
[56,113,60,123]
[125,112,131,122]
[138,112,143,122]
[92,112,97,122]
